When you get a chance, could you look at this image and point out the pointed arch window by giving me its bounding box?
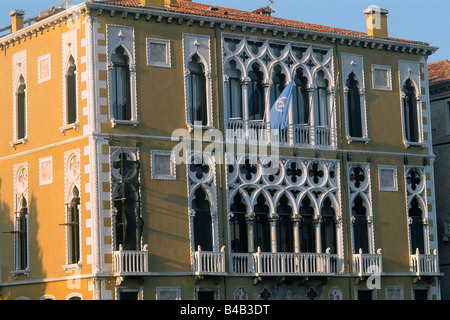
[299,196,316,253]
[402,79,420,143]
[248,64,265,121]
[321,197,337,254]
[276,194,293,253]
[346,73,363,138]
[293,68,310,125]
[112,152,142,251]
[352,195,369,253]
[408,196,425,254]
[65,56,77,126]
[111,46,132,121]
[254,194,270,252]
[16,75,27,141]
[192,187,213,251]
[226,60,243,120]
[66,187,81,264]
[188,55,208,126]
[15,196,28,271]
[230,192,248,253]
[314,71,329,126]
[269,66,286,107]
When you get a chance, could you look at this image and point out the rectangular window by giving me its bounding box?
[372,65,392,91]
[378,166,398,191]
[357,289,373,300]
[414,288,429,300]
[147,38,171,68]
[117,288,142,300]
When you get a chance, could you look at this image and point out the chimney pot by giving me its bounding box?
[10,10,25,33]
[364,5,389,38]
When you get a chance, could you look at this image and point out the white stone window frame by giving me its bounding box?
[11,162,30,278]
[39,156,53,186]
[398,60,424,148]
[372,64,392,91]
[156,287,181,300]
[182,33,214,131]
[341,53,369,144]
[404,165,430,256]
[60,29,79,134]
[116,287,144,300]
[187,151,220,261]
[147,38,171,68]
[109,146,143,251]
[347,162,377,255]
[106,24,138,128]
[37,53,51,84]
[194,286,220,300]
[11,50,28,148]
[378,165,398,192]
[62,149,82,271]
[151,150,176,180]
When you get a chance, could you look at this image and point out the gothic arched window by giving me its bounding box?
[254,194,270,252]
[16,75,26,140]
[67,186,80,264]
[226,60,243,119]
[192,187,213,252]
[346,73,363,138]
[66,56,77,125]
[314,71,329,126]
[352,195,369,253]
[276,194,293,253]
[408,196,425,254]
[230,192,248,253]
[299,196,315,253]
[248,64,265,121]
[293,68,310,125]
[111,46,131,121]
[321,197,337,254]
[188,54,208,126]
[403,79,419,143]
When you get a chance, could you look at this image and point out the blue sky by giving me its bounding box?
[0,0,447,62]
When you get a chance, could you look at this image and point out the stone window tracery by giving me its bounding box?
[222,35,336,148]
[227,154,341,258]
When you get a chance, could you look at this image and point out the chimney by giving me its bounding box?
[138,0,180,7]
[364,5,389,38]
[10,10,25,33]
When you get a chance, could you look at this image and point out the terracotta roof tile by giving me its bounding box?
[94,0,429,45]
[428,59,450,85]
[96,0,143,8]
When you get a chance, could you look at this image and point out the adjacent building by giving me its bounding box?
[429,59,450,299]
[0,0,441,300]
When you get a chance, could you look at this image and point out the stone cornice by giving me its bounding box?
[0,1,438,57]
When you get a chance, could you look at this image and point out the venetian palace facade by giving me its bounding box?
[0,0,441,300]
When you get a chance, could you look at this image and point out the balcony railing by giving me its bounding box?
[193,246,226,276]
[352,248,383,277]
[226,119,334,148]
[230,248,339,276]
[113,245,149,276]
[410,249,439,276]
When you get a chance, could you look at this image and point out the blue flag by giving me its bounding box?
[269,80,294,133]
